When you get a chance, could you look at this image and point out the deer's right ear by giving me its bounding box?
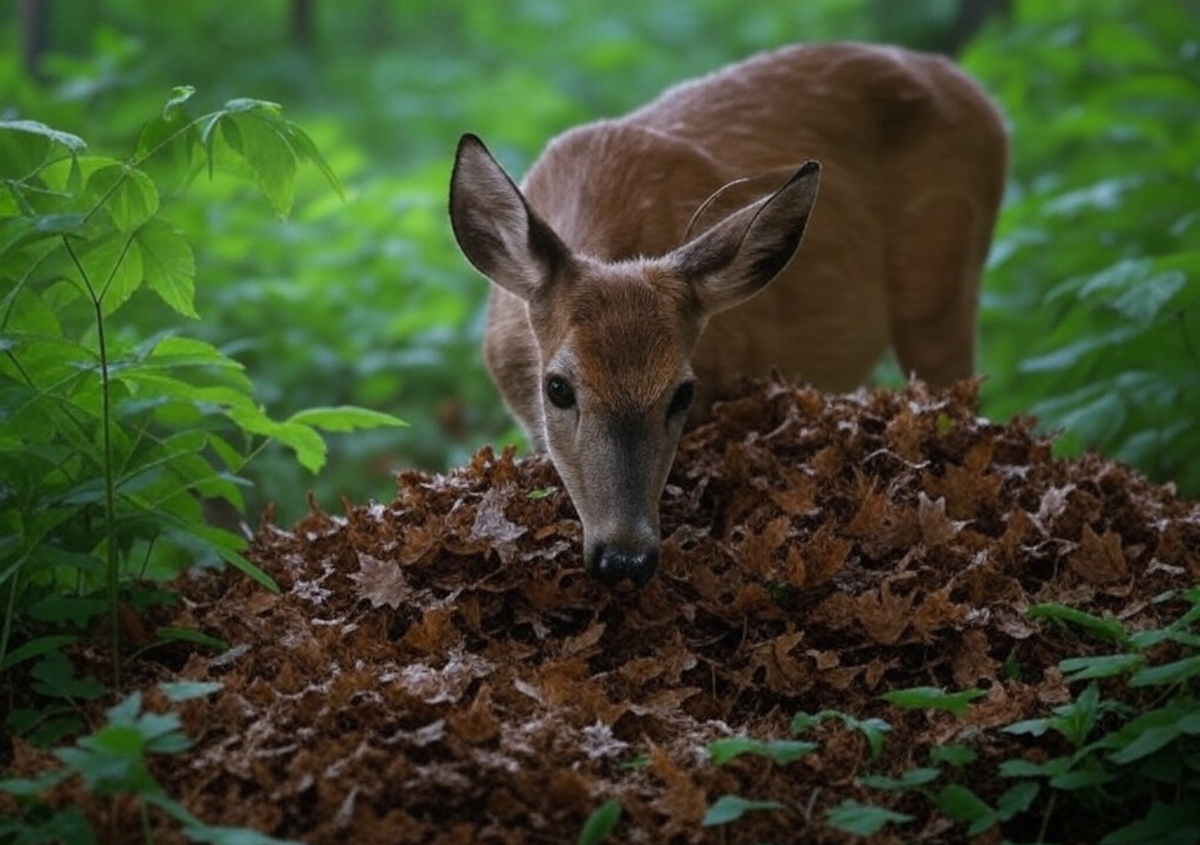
[449,134,569,301]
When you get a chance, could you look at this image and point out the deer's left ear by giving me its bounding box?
[671,160,820,315]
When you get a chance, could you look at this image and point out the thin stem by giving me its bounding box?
[63,235,121,688]
[140,796,154,845]
[1037,789,1056,844]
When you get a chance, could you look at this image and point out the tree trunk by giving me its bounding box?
[19,0,49,82]
[290,0,315,49]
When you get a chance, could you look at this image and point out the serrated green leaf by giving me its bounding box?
[226,112,297,218]
[30,651,108,701]
[702,795,787,827]
[136,217,197,319]
[825,799,913,836]
[578,798,621,845]
[85,163,159,230]
[287,405,407,432]
[0,120,86,179]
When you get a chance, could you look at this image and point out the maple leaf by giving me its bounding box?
[350,551,412,609]
[1069,524,1129,584]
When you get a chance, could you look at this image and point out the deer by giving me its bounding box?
[448,42,1008,586]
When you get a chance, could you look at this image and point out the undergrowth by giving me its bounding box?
[0,90,402,841]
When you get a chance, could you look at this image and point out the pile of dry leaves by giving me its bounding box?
[12,379,1200,843]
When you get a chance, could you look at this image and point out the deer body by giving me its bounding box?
[450,43,1007,584]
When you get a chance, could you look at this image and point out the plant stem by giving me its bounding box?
[1037,789,1056,844]
[63,236,122,687]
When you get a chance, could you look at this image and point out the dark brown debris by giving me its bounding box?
[8,378,1199,843]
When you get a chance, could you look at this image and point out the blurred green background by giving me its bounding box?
[3,0,1198,523]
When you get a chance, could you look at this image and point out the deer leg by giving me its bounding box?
[886,193,989,388]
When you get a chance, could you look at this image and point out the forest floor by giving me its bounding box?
[9,379,1200,844]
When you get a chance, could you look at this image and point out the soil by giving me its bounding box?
[6,378,1199,844]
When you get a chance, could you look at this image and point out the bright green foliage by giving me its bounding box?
[0,685,303,845]
[0,92,403,723]
[964,1,1200,494]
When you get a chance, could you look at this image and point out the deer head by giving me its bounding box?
[449,134,820,585]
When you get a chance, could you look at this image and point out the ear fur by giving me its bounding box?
[448,133,569,300]
[672,160,820,315]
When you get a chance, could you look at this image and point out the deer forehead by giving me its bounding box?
[540,270,696,415]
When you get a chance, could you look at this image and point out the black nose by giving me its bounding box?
[589,546,659,586]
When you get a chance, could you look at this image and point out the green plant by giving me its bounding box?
[0,682,302,844]
[965,0,1200,494]
[576,798,622,845]
[0,90,403,716]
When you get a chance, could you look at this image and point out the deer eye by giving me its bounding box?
[545,375,576,410]
[667,381,695,418]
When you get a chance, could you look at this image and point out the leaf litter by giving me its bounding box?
[7,378,1199,843]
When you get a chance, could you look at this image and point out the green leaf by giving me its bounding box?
[995,781,1040,819]
[224,110,297,218]
[0,119,86,179]
[881,686,985,717]
[707,736,818,766]
[0,634,80,671]
[825,799,913,836]
[287,405,407,432]
[929,744,977,767]
[860,767,941,791]
[1129,655,1200,688]
[702,795,787,827]
[0,767,71,796]
[578,798,622,845]
[163,85,196,119]
[136,217,197,319]
[1060,653,1145,682]
[153,626,229,651]
[85,163,159,231]
[160,680,224,702]
[935,784,993,824]
[30,651,108,701]
[1028,603,1129,644]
